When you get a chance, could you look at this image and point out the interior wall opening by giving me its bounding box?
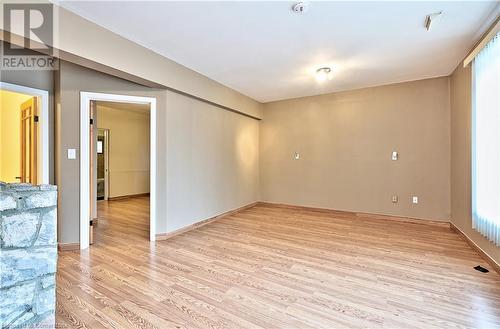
[0,84,49,185]
[90,100,151,246]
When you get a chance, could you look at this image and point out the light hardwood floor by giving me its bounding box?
[56,197,500,328]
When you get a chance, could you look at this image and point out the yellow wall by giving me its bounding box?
[96,104,150,198]
[0,90,33,183]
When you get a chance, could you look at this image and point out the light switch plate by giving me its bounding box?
[392,195,398,203]
[294,152,300,160]
[67,148,76,160]
[392,151,398,161]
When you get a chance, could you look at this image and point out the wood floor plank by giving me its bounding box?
[57,197,500,328]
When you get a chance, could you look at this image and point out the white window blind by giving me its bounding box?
[472,31,500,246]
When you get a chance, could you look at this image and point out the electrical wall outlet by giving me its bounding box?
[392,195,398,203]
[392,151,398,161]
[67,148,76,160]
[412,196,419,204]
[294,152,300,160]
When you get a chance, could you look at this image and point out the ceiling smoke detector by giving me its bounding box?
[292,2,309,13]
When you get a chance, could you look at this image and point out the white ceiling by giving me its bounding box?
[59,1,499,103]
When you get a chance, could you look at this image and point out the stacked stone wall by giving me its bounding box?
[1,183,57,329]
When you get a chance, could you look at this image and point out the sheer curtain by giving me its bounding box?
[472,31,500,246]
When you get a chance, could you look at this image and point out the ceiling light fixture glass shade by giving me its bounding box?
[315,67,333,82]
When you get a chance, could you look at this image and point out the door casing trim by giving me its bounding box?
[80,92,157,250]
[0,82,50,184]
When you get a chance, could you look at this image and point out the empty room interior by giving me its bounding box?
[0,1,499,328]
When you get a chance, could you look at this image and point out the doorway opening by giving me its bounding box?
[0,82,49,185]
[80,92,157,250]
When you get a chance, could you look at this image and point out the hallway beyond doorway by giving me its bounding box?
[94,196,150,245]
[80,92,157,249]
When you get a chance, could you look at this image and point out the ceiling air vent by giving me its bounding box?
[425,11,443,31]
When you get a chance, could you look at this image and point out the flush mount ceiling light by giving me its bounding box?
[292,2,309,13]
[315,67,333,82]
[425,11,443,31]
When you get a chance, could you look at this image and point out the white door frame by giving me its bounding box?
[0,82,50,184]
[80,92,157,250]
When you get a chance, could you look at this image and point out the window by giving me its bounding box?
[472,31,500,245]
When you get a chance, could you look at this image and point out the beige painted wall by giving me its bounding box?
[56,60,260,243]
[166,91,260,232]
[0,90,32,182]
[450,64,500,264]
[97,105,150,198]
[56,61,165,243]
[260,77,451,221]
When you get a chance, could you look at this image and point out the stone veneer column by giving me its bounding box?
[0,182,57,329]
